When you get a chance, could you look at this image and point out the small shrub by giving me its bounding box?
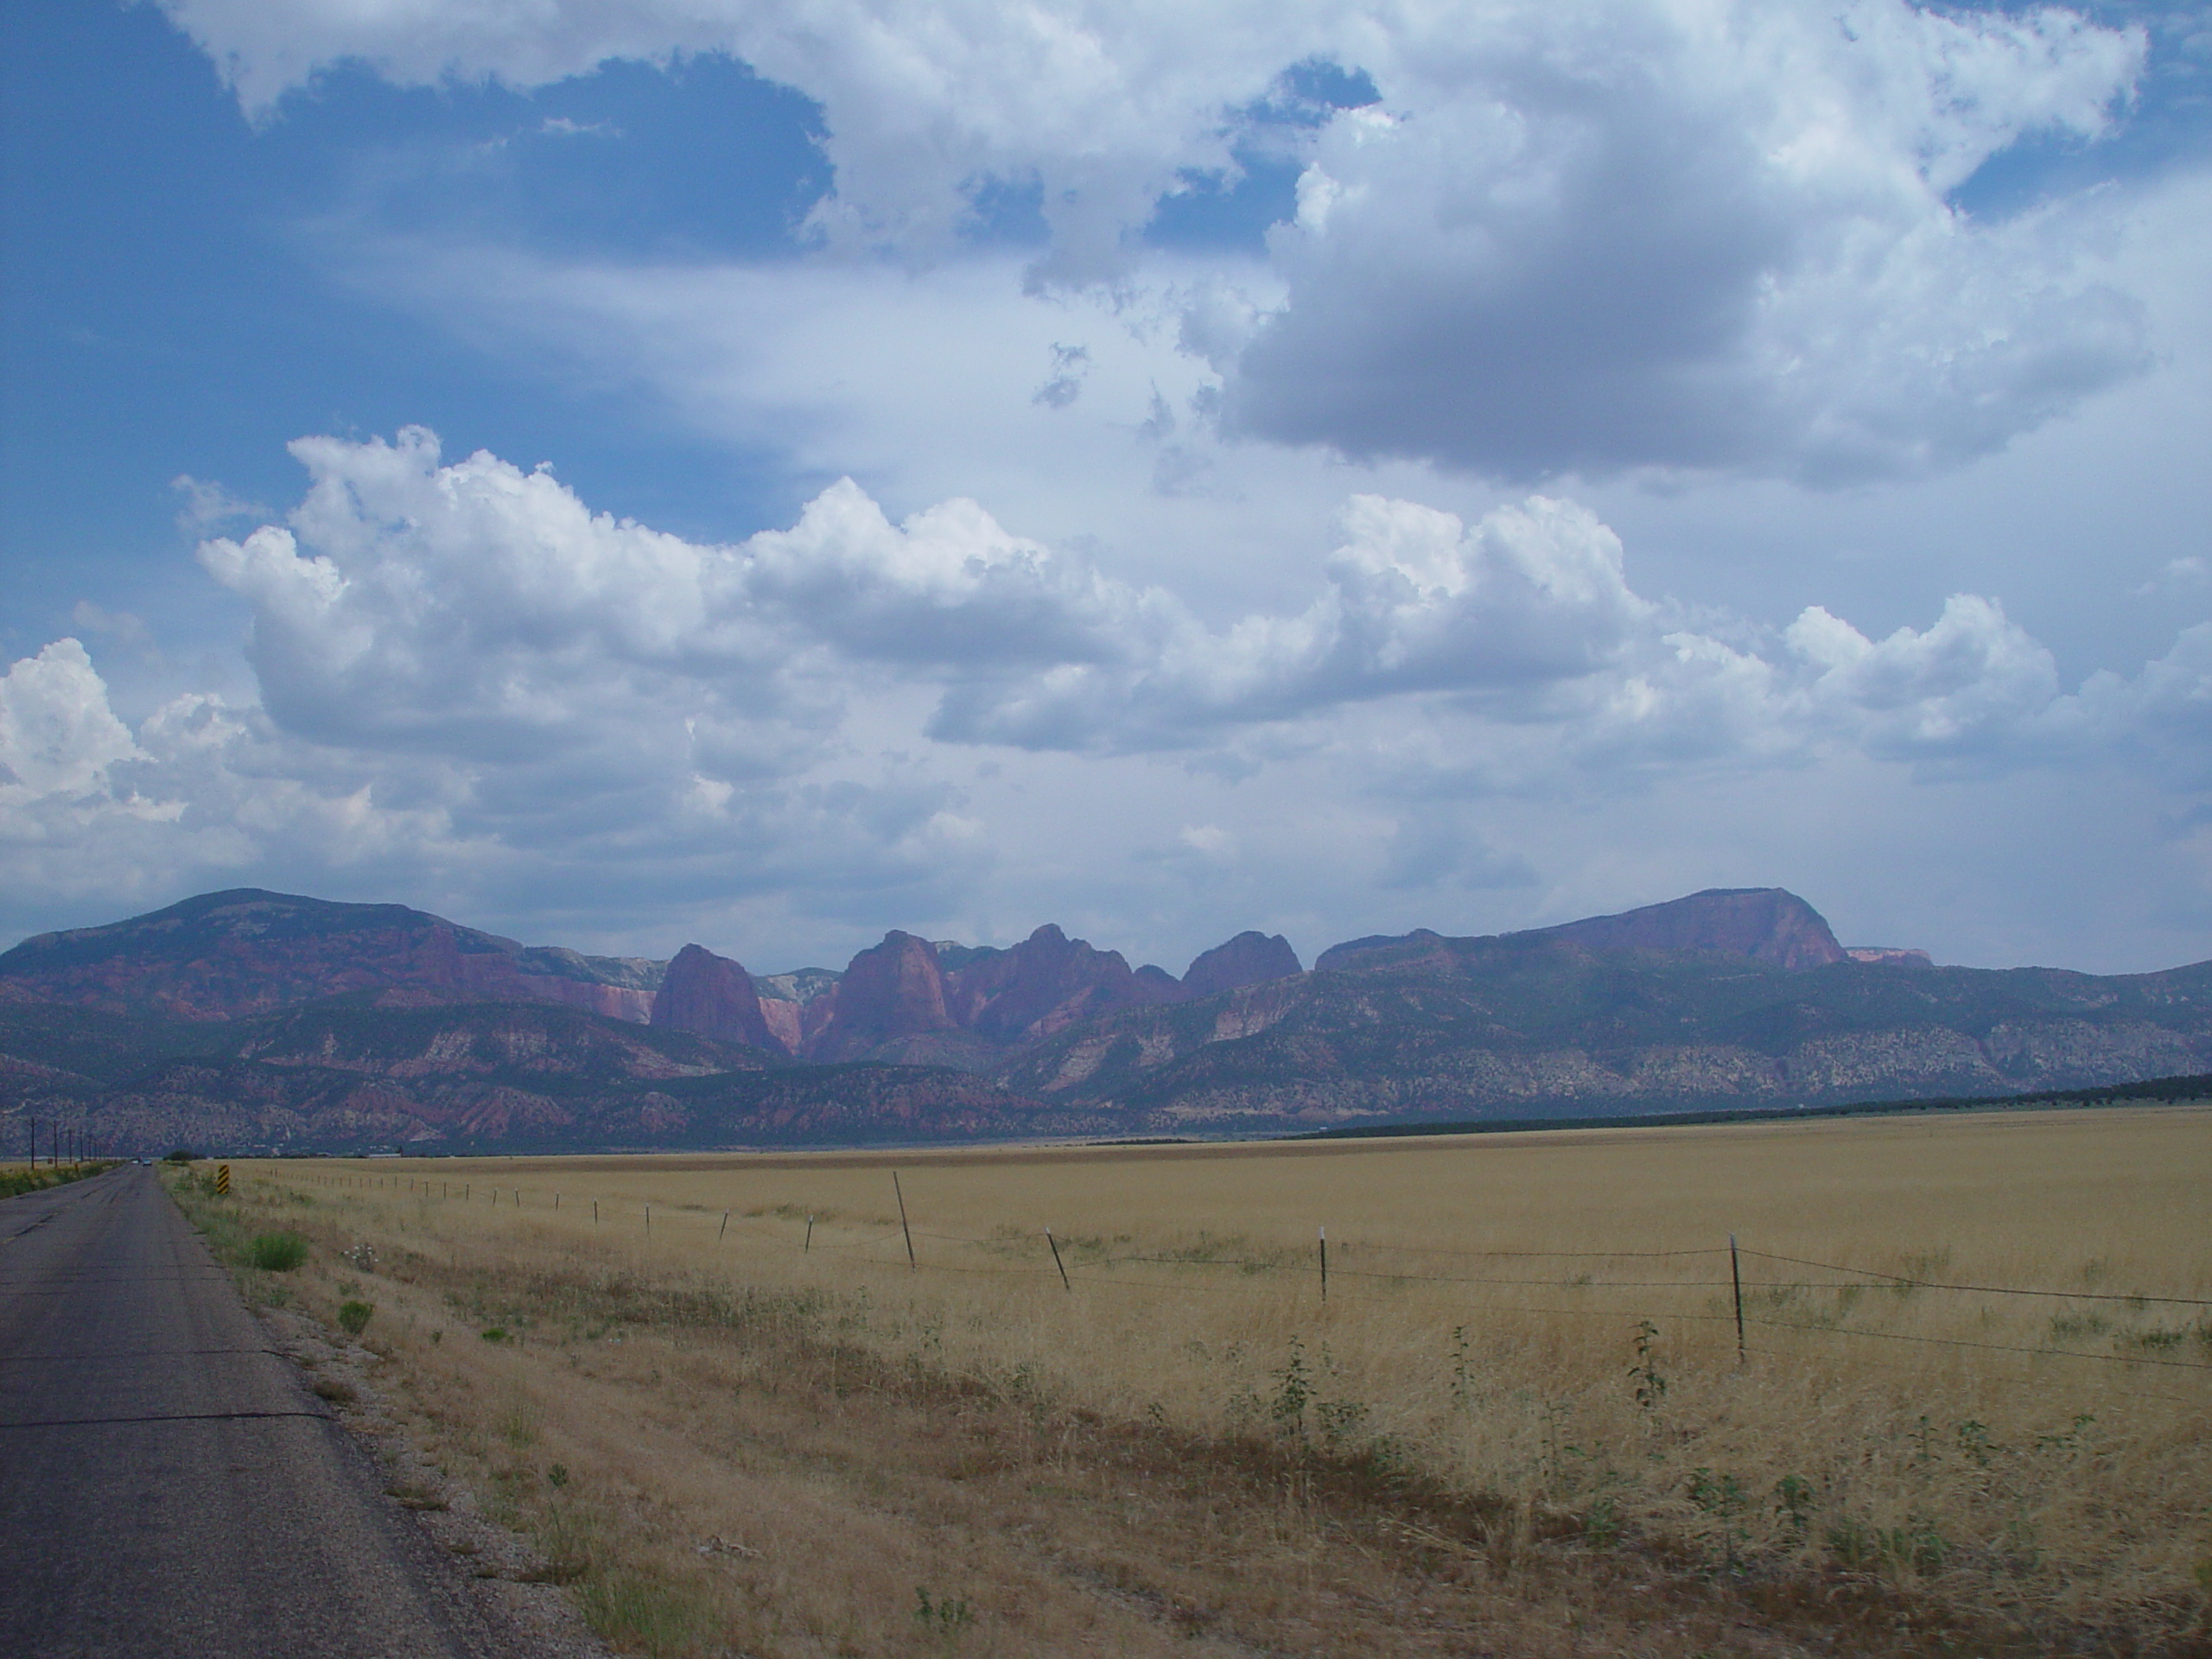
[1774,1474,1815,1540]
[336,1300,373,1337]
[162,1148,198,1164]
[1582,1495,1622,1548]
[2050,1311,2111,1342]
[499,1397,543,1447]
[914,1586,974,1632]
[1688,1468,1750,1569]
[1826,1516,1948,1576]
[249,1232,308,1272]
[481,1326,510,1343]
[1314,1395,1369,1449]
[1955,1419,1998,1466]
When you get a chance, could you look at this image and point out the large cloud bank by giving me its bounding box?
[8,429,2209,953]
[156,0,2152,482]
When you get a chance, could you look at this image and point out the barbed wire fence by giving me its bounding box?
[279,1165,2212,1381]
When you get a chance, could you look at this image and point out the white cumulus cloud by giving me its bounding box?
[12,427,2212,967]
[188,427,2199,781]
[157,0,2152,480]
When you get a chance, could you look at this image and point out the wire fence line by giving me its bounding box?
[1740,1248,2212,1307]
[280,1167,2212,1376]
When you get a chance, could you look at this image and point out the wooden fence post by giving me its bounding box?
[720,1211,729,1242]
[804,1214,813,1254]
[1730,1234,1746,1366]
[1046,1228,1070,1291]
[893,1172,916,1270]
[1319,1227,1328,1303]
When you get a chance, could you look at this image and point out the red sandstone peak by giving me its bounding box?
[804,931,956,1061]
[1182,931,1303,999]
[651,944,785,1054]
[946,923,1154,1043]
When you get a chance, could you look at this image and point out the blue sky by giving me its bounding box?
[3,0,2209,975]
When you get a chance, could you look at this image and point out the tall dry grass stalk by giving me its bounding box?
[223,1106,2211,1655]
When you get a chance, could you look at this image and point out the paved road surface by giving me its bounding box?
[0,1165,505,1657]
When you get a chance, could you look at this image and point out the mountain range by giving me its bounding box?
[3,887,2205,1153]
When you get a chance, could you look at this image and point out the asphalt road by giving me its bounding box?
[0,1165,505,1657]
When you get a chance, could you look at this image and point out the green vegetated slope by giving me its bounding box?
[993,936,2212,1132]
[2,993,1074,1153]
[0,998,229,1086]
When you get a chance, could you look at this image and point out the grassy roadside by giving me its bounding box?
[163,1160,2212,1659]
[1,1161,120,1200]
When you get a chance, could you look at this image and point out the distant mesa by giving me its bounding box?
[0,887,663,1023]
[1315,890,1842,975]
[1181,931,1303,998]
[1529,887,1845,969]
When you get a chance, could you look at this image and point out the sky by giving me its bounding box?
[2,0,2209,976]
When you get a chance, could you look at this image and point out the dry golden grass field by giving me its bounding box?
[178,1105,2212,1658]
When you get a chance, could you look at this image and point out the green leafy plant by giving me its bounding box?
[1628,1320,1666,1412]
[336,1300,373,1337]
[249,1232,308,1272]
[1954,1419,1998,1467]
[1688,1467,1750,1567]
[1269,1338,1312,1440]
[1448,1324,1476,1413]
